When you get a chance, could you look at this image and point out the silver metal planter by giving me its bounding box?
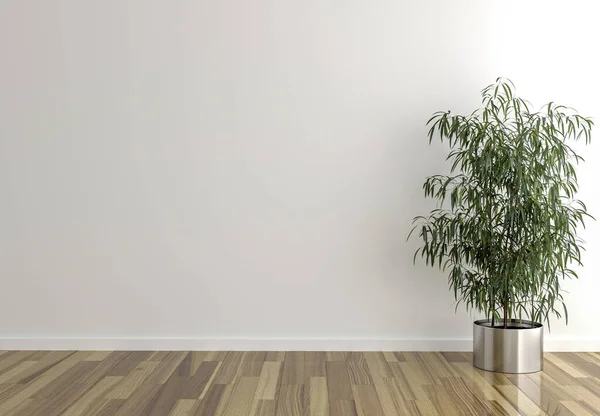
[473,319,543,373]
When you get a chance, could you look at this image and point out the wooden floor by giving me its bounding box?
[1,351,600,416]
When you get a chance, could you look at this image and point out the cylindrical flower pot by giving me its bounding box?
[473,319,543,373]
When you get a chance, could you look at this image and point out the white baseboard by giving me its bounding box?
[0,337,598,352]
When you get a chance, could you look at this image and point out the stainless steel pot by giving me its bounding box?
[473,319,543,373]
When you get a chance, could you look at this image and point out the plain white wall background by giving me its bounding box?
[1,0,599,349]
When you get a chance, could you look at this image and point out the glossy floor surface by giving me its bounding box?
[0,351,599,415]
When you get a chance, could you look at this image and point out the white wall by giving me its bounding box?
[1,0,599,350]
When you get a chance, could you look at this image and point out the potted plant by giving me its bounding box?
[410,78,593,373]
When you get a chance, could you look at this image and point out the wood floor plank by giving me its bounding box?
[212,383,235,416]
[363,352,393,378]
[194,384,229,416]
[84,351,113,362]
[11,361,65,385]
[42,351,77,362]
[62,376,123,416]
[253,399,276,416]
[221,377,259,416]
[328,400,357,416]
[180,361,220,399]
[0,385,27,406]
[22,351,52,361]
[541,360,582,386]
[0,383,14,398]
[578,377,600,395]
[148,351,177,361]
[191,352,208,375]
[0,361,37,384]
[386,377,423,415]
[112,383,162,416]
[382,352,397,362]
[106,351,153,376]
[393,352,407,362]
[2,398,35,416]
[213,352,246,384]
[92,399,126,416]
[276,384,304,416]
[304,352,326,379]
[325,352,348,362]
[554,353,591,363]
[370,376,406,416]
[550,401,595,416]
[571,361,600,379]
[440,352,468,363]
[461,352,473,363]
[513,373,576,410]
[346,352,373,385]
[255,362,282,400]
[241,361,265,378]
[546,353,590,378]
[0,351,36,374]
[558,401,593,416]
[423,384,463,416]
[241,352,267,377]
[450,362,498,400]
[204,351,229,362]
[440,377,495,415]
[394,361,431,400]
[415,352,458,379]
[106,361,159,399]
[12,361,102,416]
[32,361,99,401]
[169,399,198,416]
[386,363,416,400]
[528,372,581,402]
[352,385,384,416]
[143,351,190,385]
[281,352,305,385]
[563,385,600,413]
[265,352,286,362]
[485,400,516,416]
[309,377,329,416]
[199,361,223,400]
[145,375,191,416]
[73,351,133,385]
[414,399,440,416]
[245,351,268,362]
[494,384,545,416]
[0,351,91,414]
[452,363,518,415]
[13,378,95,416]
[325,361,352,401]
[176,353,193,377]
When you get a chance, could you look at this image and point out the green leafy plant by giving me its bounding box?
[410,78,593,329]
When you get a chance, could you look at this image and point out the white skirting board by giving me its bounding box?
[0,337,599,351]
